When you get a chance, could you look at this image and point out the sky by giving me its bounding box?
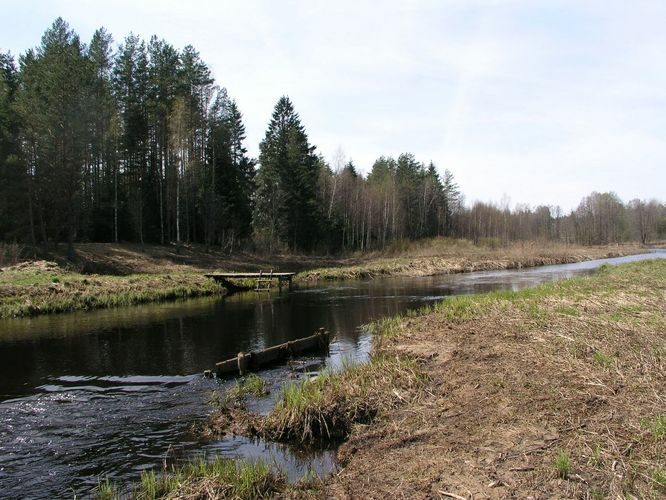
[3,0,665,211]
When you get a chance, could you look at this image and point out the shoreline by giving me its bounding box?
[0,263,226,319]
[294,247,641,282]
[0,242,645,319]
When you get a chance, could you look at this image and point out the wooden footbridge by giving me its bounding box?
[205,270,296,292]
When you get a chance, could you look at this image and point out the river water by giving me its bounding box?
[0,250,663,498]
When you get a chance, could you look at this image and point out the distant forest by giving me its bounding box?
[1,19,664,256]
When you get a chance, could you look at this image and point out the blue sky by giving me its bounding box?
[3,0,665,211]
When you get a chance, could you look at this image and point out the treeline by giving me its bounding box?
[0,18,254,257]
[459,193,666,247]
[1,19,664,256]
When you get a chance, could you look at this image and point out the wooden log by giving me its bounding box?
[216,357,239,375]
[215,329,330,377]
[251,343,287,368]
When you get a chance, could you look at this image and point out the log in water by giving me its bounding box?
[216,328,330,376]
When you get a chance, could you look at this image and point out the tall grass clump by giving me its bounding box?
[554,449,572,479]
[134,457,283,500]
[95,477,120,500]
[226,373,269,401]
[262,355,426,443]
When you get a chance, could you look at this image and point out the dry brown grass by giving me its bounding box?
[304,259,666,499]
[296,241,644,282]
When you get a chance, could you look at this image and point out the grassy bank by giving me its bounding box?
[0,261,225,319]
[0,240,645,319]
[301,258,665,498]
[295,240,643,282]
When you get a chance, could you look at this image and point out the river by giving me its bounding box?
[0,250,663,498]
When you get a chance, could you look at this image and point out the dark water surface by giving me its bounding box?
[0,250,663,497]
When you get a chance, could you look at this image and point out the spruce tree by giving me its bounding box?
[205,93,254,249]
[254,96,321,250]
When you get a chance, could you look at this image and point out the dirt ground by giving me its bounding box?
[315,260,665,499]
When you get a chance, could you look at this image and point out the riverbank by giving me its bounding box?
[0,241,645,318]
[283,258,665,498]
[0,260,225,319]
[295,242,643,282]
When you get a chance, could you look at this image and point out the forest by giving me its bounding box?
[1,18,665,257]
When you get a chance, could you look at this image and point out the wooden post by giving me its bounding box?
[237,352,250,375]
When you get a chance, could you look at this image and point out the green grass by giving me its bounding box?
[554,449,572,479]
[0,268,226,319]
[652,467,666,493]
[226,373,269,401]
[592,351,614,368]
[363,315,405,338]
[555,305,580,316]
[96,456,330,500]
[363,259,666,331]
[132,457,283,500]
[95,477,120,500]
[641,414,666,442]
[588,444,603,467]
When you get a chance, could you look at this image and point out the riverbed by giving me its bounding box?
[0,250,663,498]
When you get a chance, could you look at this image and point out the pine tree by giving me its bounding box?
[147,36,179,244]
[86,27,118,241]
[0,52,27,241]
[113,34,149,244]
[15,18,91,257]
